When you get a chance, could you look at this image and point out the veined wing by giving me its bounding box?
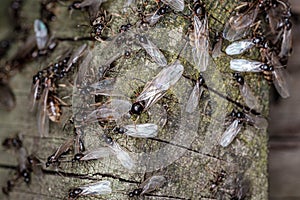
[137,61,184,102]
[193,15,210,71]
[34,19,48,50]
[80,147,112,161]
[123,123,158,138]
[272,68,290,98]
[225,39,254,55]
[240,82,258,110]
[185,81,203,113]
[80,180,112,196]
[37,87,49,137]
[279,27,292,58]
[109,141,135,170]
[220,120,242,147]
[52,138,74,160]
[223,21,249,41]
[90,78,116,96]
[140,175,166,194]
[145,10,163,26]
[46,137,74,167]
[29,80,40,111]
[229,5,259,30]
[66,44,87,72]
[85,107,122,123]
[212,37,223,58]
[230,59,262,72]
[139,35,167,67]
[245,113,268,130]
[85,99,131,123]
[161,0,184,12]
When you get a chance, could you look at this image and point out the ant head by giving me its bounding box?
[193,1,205,18]
[130,101,145,115]
[198,75,205,85]
[68,188,82,198]
[233,73,244,85]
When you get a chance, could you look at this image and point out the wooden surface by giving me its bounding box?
[269,1,300,199]
[0,0,270,199]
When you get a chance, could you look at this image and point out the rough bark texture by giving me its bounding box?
[0,0,269,200]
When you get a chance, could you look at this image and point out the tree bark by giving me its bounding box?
[0,0,269,199]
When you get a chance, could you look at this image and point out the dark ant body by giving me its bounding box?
[209,170,227,192]
[2,135,22,149]
[68,188,83,199]
[130,101,145,115]
[45,138,73,167]
[128,175,166,197]
[91,11,112,41]
[128,188,143,197]
[72,153,84,162]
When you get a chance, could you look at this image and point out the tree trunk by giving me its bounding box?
[0,0,269,199]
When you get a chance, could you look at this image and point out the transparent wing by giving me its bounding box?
[34,19,48,50]
[240,82,258,110]
[85,99,131,123]
[85,107,121,123]
[145,11,162,26]
[137,61,184,100]
[136,61,184,109]
[37,88,49,137]
[272,68,290,98]
[52,138,74,160]
[220,120,242,147]
[254,117,268,130]
[279,27,292,58]
[245,114,268,130]
[229,6,259,30]
[223,21,249,42]
[192,48,211,72]
[110,99,132,115]
[79,0,108,21]
[139,36,167,67]
[80,180,112,196]
[266,50,290,98]
[18,147,28,172]
[75,50,93,85]
[230,59,262,72]
[225,39,254,55]
[212,37,223,58]
[90,78,116,96]
[80,147,112,161]
[263,39,290,99]
[109,141,135,170]
[161,0,184,12]
[74,129,85,154]
[66,44,87,71]
[193,15,211,72]
[29,81,40,111]
[185,81,203,113]
[27,155,43,178]
[141,175,166,194]
[123,123,158,138]
[266,7,281,34]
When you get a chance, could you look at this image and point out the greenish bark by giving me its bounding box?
[0,0,268,199]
